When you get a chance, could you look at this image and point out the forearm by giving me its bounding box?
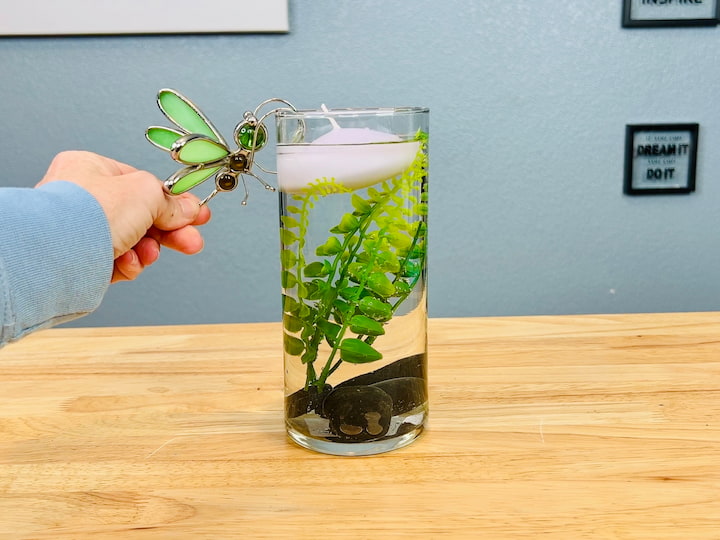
[0,181,113,347]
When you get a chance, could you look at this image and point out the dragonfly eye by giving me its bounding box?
[227,151,249,172]
[216,172,239,192]
[235,122,268,151]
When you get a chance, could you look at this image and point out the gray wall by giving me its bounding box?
[1,1,719,327]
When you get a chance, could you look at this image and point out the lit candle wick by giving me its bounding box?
[320,104,341,130]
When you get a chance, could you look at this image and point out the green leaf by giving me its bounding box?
[316,237,342,256]
[376,251,401,273]
[305,280,328,300]
[339,338,383,364]
[408,244,426,260]
[282,294,300,313]
[283,333,304,356]
[339,285,363,301]
[351,194,372,214]
[387,231,412,250]
[368,187,384,202]
[281,271,297,288]
[332,299,353,322]
[346,236,360,250]
[335,213,360,233]
[296,282,309,298]
[280,229,298,245]
[157,88,223,142]
[394,280,412,296]
[280,250,297,269]
[318,320,341,346]
[354,251,371,264]
[401,260,421,279]
[281,215,300,228]
[301,324,315,341]
[283,314,303,333]
[301,349,317,364]
[361,238,382,255]
[373,214,403,229]
[347,262,366,283]
[297,303,313,319]
[358,296,393,321]
[366,272,396,298]
[286,205,302,213]
[304,261,328,277]
[349,315,385,336]
[411,221,427,237]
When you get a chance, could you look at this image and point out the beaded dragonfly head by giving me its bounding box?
[145,89,296,205]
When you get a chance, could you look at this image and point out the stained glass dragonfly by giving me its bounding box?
[145,88,295,205]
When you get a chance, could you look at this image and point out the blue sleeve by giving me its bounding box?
[0,181,113,347]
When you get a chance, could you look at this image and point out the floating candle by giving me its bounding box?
[276,107,420,193]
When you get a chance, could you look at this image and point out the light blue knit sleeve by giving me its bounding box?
[0,181,113,347]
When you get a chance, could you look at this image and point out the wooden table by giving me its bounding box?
[1,313,719,538]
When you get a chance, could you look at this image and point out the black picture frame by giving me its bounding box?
[624,124,699,195]
[623,0,719,27]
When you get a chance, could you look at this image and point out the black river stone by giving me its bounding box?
[370,377,426,415]
[285,354,428,442]
[336,353,426,388]
[321,385,393,441]
[285,383,331,419]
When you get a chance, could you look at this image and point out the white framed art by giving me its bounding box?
[0,0,288,35]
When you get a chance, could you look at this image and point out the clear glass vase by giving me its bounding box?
[275,106,429,456]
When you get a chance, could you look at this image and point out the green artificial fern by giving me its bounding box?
[281,134,428,392]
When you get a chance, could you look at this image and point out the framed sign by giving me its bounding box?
[0,0,288,35]
[623,0,719,27]
[624,124,699,195]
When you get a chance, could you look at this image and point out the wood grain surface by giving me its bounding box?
[1,313,719,539]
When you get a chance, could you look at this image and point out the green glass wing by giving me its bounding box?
[157,88,225,145]
[146,126,184,152]
[171,133,229,165]
[166,164,223,194]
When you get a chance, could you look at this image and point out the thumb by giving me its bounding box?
[154,193,202,231]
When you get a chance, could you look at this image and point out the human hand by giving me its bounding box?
[37,150,212,282]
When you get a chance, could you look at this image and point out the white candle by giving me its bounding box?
[276,109,420,193]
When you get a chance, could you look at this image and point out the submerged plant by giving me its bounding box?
[280,132,428,393]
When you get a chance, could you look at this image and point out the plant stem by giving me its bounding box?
[313,185,402,388]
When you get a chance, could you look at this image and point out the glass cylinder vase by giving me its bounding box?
[275,106,429,456]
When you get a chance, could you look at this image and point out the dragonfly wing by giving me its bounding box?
[157,88,227,145]
[165,164,223,195]
[146,126,184,152]
[171,133,230,165]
